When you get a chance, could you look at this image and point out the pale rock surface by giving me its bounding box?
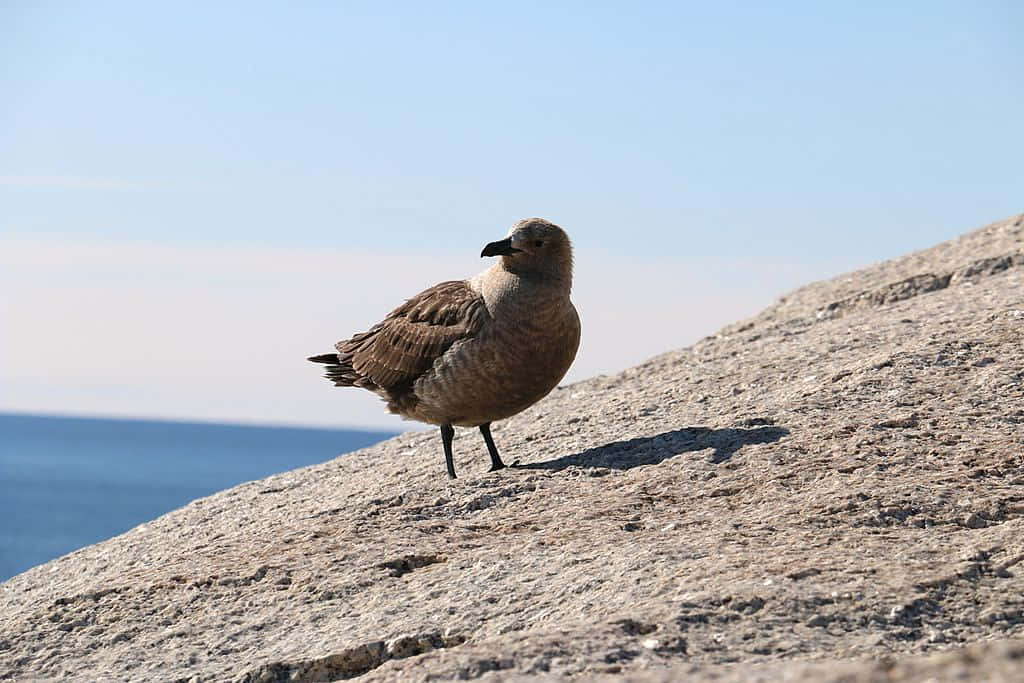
[2,214,1023,682]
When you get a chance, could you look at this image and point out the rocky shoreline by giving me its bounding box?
[2,214,1022,681]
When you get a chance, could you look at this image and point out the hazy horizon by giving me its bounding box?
[0,407,402,433]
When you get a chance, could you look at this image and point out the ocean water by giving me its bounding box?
[0,413,396,582]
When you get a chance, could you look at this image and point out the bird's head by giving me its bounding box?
[481,218,573,283]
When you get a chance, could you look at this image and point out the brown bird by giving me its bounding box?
[309,218,581,479]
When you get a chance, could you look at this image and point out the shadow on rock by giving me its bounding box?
[520,425,789,471]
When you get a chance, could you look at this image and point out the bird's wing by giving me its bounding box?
[337,280,490,393]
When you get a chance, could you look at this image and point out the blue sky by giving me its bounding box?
[2,2,1022,428]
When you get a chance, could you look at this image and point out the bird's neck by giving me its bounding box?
[500,256,573,290]
[473,263,572,315]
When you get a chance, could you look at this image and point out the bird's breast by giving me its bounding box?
[410,299,580,427]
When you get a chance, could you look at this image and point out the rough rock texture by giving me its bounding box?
[2,214,1023,682]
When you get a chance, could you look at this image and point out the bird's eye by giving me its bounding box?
[533,240,544,248]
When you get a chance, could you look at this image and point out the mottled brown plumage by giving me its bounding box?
[309,218,580,478]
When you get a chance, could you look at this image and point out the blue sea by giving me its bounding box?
[0,413,396,582]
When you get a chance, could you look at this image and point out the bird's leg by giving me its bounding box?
[479,422,506,472]
[441,423,457,479]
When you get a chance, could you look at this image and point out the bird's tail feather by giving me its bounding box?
[307,353,363,387]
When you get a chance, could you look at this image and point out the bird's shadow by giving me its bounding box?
[517,424,789,472]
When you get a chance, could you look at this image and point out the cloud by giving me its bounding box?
[0,239,823,428]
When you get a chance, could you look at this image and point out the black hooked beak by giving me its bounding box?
[480,237,521,258]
